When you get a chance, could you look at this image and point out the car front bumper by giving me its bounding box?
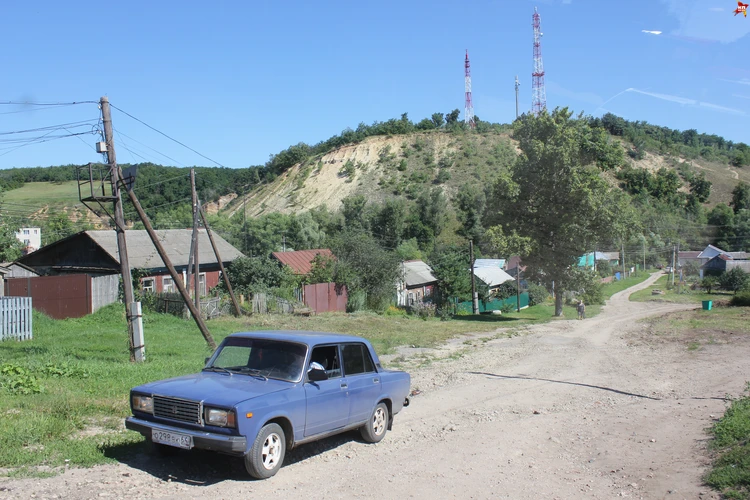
[125,417,247,456]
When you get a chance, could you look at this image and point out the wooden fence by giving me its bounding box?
[0,297,33,341]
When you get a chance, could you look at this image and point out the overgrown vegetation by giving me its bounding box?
[705,386,750,499]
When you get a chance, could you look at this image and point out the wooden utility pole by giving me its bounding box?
[100,97,141,362]
[470,240,478,314]
[672,244,677,287]
[515,260,521,313]
[199,206,241,317]
[643,238,646,272]
[621,241,626,278]
[190,168,200,310]
[118,169,217,350]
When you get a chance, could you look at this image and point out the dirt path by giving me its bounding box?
[2,273,743,499]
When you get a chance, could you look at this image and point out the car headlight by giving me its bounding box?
[132,394,153,414]
[204,407,236,428]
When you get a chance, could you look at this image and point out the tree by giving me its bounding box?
[731,182,750,214]
[689,172,711,203]
[719,267,750,294]
[455,184,486,243]
[701,276,718,294]
[417,188,448,241]
[329,230,401,312]
[307,253,335,284]
[372,199,406,249]
[341,195,370,232]
[445,109,461,126]
[0,220,23,261]
[485,108,632,316]
[431,113,445,128]
[428,244,473,303]
[223,256,297,295]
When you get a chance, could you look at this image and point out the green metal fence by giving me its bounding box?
[456,292,529,314]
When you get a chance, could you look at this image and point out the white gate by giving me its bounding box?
[0,297,33,341]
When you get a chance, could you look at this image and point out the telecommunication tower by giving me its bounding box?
[464,50,475,128]
[515,75,520,119]
[531,7,547,115]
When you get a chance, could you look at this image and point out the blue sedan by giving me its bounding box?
[125,331,412,479]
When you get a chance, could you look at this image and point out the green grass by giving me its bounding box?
[705,391,750,499]
[630,274,733,304]
[3,181,83,216]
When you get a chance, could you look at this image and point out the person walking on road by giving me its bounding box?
[577,299,586,320]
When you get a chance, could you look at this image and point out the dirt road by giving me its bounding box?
[2,273,744,499]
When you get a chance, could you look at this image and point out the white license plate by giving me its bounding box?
[152,430,193,449]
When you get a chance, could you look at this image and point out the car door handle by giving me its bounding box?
[373,378,379,383]
[340,383,348,389]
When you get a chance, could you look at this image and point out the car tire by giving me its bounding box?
[244,423,286,479]
[360,402,388,443]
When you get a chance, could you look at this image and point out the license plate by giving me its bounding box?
[152,430,193,449]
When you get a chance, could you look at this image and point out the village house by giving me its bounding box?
[5,229,244,318]
[397,260,438,307]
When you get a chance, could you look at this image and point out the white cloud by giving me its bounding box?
[732,94,750,100]
[660,0,750,44]
[627,88,746,115]
[642,30,663,35]
[721,78,750,86]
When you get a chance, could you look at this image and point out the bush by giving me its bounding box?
[581,285,605,306]
[527,284,549,306]
[730,291,750,307]
[347,290,366,313]
[410,302,436,320]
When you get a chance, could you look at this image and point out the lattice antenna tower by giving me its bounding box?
[464,50,475,128]
[532,7,547,115]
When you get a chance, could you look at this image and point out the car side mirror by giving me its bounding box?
[307,361,328,382]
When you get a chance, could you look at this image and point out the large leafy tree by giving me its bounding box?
[485,108,633,316]
[731,182,750,214]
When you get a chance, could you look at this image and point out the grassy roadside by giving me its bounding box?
[705,388,750,499]
[629,274,734,305]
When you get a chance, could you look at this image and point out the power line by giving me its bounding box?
[109,103,227,168]
[114,127,186,167]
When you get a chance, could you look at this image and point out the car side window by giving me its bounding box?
[342,343,375,376]
[310,345,341,379]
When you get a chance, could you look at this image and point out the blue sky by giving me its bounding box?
[0,0,748,170]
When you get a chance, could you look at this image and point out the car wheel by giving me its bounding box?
[244,423,286,479]
[360,402,388,443]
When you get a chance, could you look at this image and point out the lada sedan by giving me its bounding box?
[125,331,411,479]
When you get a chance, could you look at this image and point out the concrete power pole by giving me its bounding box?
[100,97,143,363]
[470,240,478,314]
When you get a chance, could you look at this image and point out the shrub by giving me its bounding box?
[410,302,436,320]
[527,284,549,306]
[581,284,605,306]
[730,291,750,307]
[347,290,366,313]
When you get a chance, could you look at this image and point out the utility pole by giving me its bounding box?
[672,244,676,287]
[282,235,286,252]
[621,241,626,278]
[100,96,142,363]
[516,259,521,313]
[120,173,217,350]
[470,240,478,314]
[514,75,520,119]
[190,169,200,310]
[199,206,241,317]
[643,238,646,272]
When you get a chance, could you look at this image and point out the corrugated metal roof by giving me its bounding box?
[271,249,333,275]
[86,229,244,269]
[473,267,514,287]
[402,260,437,287]
[474,258,506,269]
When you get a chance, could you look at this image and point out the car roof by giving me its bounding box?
[227,330,369,346]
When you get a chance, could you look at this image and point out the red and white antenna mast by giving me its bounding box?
[531,7,547,115]
[464,50,475,128]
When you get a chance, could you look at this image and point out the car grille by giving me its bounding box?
[153,396,202,425]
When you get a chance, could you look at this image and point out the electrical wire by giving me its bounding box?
[109,103,227,168]
[114,127,185,167]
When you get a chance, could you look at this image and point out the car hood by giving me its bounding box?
[132,371,292,408]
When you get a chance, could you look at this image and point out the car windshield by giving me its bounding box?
[206,337,307,382]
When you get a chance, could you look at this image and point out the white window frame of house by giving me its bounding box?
[142,278,155,293]
[33,229,38,235]
[23,229,29,235]
[199,273,206,297]
[163,276,175,292]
